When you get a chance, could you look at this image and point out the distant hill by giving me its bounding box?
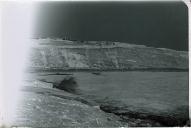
[28,39,188,71]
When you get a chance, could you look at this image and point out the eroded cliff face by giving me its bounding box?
[29,39,188,70]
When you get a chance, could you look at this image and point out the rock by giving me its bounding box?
[9,86,126,127]
[53,76,78,93]
[99,103,189,127]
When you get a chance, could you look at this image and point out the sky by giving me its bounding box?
[34,1,188,51]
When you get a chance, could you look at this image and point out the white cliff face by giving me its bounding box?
[62,51,89,68]
[29,39,188,70]
[30,48,89,69]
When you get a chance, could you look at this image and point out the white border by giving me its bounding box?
[182,0,190,122]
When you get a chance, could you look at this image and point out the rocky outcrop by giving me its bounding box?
[9,85,127,127]
[28,39,188,71]
[99,102,189,126]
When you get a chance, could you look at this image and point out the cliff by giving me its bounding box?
[29,39,188,71]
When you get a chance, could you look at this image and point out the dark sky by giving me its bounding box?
[34,1,188,51]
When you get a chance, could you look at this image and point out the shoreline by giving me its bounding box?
[26,68,188,73]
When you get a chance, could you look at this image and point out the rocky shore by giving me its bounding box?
[8,78,189,127]
[12,39,188,127]
[10,85,127,127]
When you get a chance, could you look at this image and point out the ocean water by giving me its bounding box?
[25,71,189,126]
[30,71,188,112]
[74,72,188,111]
